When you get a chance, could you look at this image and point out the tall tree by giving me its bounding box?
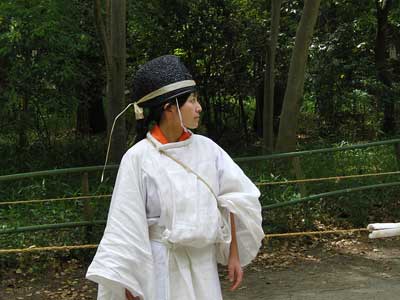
[94,0,127,162]
[263,0,282,153]
[375,0,394,134]
[276,0,321,152]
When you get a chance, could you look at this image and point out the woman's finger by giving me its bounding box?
[230,268,243,291]
[228,264,234,282]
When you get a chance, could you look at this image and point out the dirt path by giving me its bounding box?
[2,236,400,300]
[221,236,400,300]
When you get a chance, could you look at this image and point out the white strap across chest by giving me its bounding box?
[146,137,218,201]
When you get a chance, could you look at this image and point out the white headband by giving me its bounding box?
[134,79,196,120]
[136,79,196,105]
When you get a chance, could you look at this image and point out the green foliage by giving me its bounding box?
[255,142,400,232]
[306,0,400,138]
[1,0,400,273]
[0,0,104,161]
[126,0,271,138]
[1,0,399,167]
[0,165,115,268]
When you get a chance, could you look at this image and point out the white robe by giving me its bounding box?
[86,133,264,300]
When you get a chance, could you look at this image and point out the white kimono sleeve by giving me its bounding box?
[86,151,155,300]
[215,146,264,267]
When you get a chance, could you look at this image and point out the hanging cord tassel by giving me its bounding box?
[134,102,144,120]
[101,102,137,183]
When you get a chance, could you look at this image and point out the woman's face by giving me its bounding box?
[180,93,202,129]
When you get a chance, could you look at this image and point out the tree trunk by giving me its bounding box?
[275,0,321,153]
[77,98,90,135]
[375,0,394,134]
[89,96,107,134]
[94,0,127,163]
[94,0,112,79]
[108,0,127,162]
[263,0,282,153]
[253,81,263,137]
[77,96,107,135]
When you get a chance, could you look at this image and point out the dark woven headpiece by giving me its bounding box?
[132,55,196,108]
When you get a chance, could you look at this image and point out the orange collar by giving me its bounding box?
[150,124,191,144]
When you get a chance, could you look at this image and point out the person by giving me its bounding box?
[86,55,264,300]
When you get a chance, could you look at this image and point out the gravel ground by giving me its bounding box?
[2,236,400,300]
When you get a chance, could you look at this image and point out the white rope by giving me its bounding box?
[101,103,135,183]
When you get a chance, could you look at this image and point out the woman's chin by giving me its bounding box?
[187,123,199,130]
[183,121,199,130]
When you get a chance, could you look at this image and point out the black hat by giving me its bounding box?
[132,55,196,108]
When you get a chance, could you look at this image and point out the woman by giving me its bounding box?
[86,55,264,300]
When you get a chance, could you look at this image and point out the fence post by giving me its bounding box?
[291,157,311,229]
[82,172,93,242]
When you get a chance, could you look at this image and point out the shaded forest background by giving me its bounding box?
[1,0,399,174]
[1,0,400,260]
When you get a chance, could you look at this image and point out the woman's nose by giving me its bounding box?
[196,102,202,113]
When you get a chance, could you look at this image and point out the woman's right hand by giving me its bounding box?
[125,289,140,300]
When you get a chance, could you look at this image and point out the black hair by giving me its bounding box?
[134,92,192,143]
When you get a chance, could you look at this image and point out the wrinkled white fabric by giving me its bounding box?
[367,223,400,230]
[369,228,400,239]
[86,133,264,300]
[368,223,400,239]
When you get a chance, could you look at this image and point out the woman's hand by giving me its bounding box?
[125,289,140,300]
[228,213,243,291]
[228,253,243,291]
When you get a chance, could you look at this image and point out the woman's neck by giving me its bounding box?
[159,121,183,143]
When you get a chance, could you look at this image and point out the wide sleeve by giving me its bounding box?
[86,150,155,300]
[215,146,264,267]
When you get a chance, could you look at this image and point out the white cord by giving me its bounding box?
[101,98,187,182]
[101,103,135,183]
[175,98,188,133]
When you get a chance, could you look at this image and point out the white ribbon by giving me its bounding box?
[136,80,196,105]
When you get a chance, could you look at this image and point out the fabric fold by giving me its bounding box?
[367,223,400,231]
[214,146,264,266]
[86,144,156,300]
[369,228,400,239]
[368,222,400,239]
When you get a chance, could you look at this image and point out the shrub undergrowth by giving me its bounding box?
[1,131,400,272]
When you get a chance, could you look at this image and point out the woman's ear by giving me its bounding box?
[163,103,171,111]
[163,102,177,113]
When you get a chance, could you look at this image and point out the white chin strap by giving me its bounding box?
[176,98,188,133]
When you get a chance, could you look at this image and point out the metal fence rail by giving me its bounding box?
[1,138,399,238]
[1,138,399,182]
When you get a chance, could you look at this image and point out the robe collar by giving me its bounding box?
[148,125,193,151]
[150,124,191,144]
